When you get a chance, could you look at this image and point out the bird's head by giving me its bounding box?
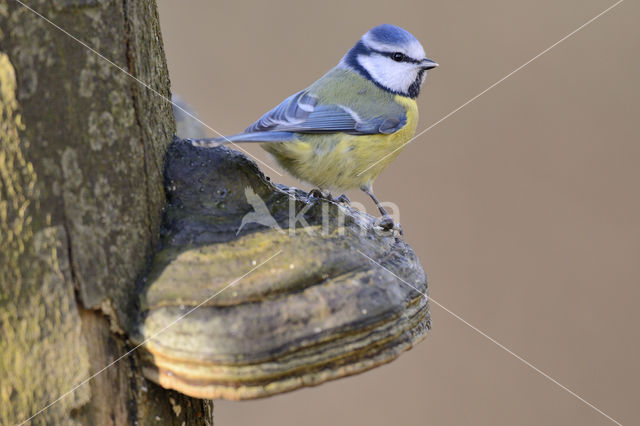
[340,24,437,99]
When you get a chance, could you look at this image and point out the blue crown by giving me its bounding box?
[366,24,418,46]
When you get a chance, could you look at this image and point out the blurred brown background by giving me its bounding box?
[157,0,639,424]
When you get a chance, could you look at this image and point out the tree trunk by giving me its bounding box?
[0,0,213,424]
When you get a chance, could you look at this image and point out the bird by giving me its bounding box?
[192,24,437,231]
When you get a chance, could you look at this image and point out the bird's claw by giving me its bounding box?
[308,188,326,199]
[375,215,403,235]
[308,189,350,205]
[334,194,351,205]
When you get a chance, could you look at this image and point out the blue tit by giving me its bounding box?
[193,24,437,230]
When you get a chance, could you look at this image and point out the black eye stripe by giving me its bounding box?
[371,49,421,64]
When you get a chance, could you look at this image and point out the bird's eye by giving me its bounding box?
[392,52,405,62]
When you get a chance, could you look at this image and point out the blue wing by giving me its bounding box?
[245,90,406,135]
[189,89,406,145]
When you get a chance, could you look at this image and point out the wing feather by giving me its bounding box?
[244,89,406,135]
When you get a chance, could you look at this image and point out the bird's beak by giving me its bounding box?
[421,58,438,70]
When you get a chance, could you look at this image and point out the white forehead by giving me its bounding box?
[362,31,426,60]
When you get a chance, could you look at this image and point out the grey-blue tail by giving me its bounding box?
[189,131,296,148]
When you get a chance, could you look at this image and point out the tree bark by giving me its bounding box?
[0,0,213,424]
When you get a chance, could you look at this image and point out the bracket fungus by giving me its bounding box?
[130,139,430,400]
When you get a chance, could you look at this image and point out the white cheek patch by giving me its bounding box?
[357,54,418,94]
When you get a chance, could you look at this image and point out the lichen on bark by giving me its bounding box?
[0,1,212,424]
[0,49,90,426]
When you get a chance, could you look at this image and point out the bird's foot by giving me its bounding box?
[309,188,330,200]
[308,189,349,204]
[334,194,351,205]
[375,215,403,235]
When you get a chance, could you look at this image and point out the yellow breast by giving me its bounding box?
[262,95,418,191]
